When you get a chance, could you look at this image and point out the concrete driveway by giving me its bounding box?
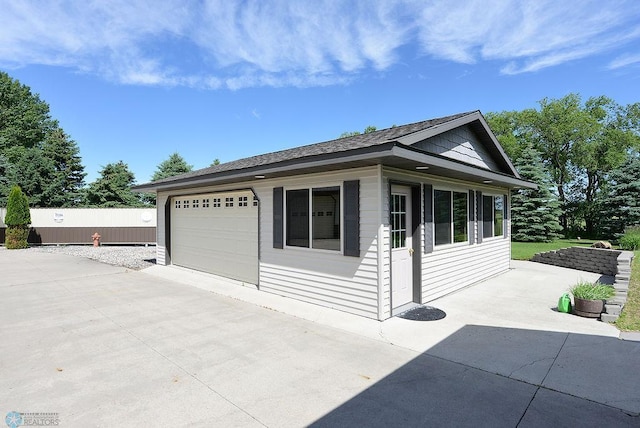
[1,249,638,427]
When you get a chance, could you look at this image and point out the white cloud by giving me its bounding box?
[0,0,638,88]
[608,53,640,70]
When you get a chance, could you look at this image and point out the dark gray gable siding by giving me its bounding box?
[410,124,499,171]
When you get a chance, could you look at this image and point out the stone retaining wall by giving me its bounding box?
[531,247,635,322]
[531,246,620,275]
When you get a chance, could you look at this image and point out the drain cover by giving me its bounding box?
[397,305,446,321]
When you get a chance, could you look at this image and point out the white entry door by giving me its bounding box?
[391,185,413,310]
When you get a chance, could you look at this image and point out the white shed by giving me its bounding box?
[134,111,535,320]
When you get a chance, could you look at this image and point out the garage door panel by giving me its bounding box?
[170,191,258,284]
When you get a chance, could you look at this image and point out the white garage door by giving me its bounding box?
[170,190,258,284]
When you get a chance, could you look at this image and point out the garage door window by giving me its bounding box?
[286,187,341,251]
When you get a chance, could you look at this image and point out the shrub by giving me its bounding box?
[570,281,615,300]
[4,185,31,249]
[5,226,29,249]
[618,226,640,251]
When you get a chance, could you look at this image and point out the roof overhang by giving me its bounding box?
[134,142,536,193]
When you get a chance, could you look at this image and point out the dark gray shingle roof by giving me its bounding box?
[148,111,476,186]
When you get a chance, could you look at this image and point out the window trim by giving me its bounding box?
[283,183,344,254]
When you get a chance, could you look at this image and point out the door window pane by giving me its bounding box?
[391,194,407,249]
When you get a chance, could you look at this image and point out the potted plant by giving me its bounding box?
[570,280,615,318]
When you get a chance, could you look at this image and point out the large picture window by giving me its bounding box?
[286,187,341,251]
[434,189,468,246]
[482,195,504,238]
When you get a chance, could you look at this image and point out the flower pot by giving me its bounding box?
[573,297,604,318]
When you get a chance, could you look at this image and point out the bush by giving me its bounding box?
[5,185,31,226]
[5,226,29,249]
[4,185,31,249]
[619,226,640,251]
[570,281,615,300]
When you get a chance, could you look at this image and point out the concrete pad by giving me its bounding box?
[424,325,567,385]
[543,333,640,414]
[310,353,537,428]
[2,250,639,425]
[519,388,638,427]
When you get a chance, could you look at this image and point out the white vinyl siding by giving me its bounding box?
[258,166,381,319]
[421,237,510,301]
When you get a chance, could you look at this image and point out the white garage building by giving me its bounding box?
[135,111,534,320]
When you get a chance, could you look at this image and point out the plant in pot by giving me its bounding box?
[570,281,615,318]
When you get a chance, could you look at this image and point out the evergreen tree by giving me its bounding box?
[3,146,58,207]
[140,152,194,205]
[0,72,86,207]
[84,161,144,207]
[42,128,86,206]
[598,155,640,237]
[4,185,31,249]
[511,144,562,242]
[0,154,12,206]
[151,152,192,181]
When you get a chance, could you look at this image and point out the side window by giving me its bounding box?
[434,189,468,246]
[483,195,504,238]
[285,187,341,251]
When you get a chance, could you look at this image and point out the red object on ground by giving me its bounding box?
[91,232,101,247]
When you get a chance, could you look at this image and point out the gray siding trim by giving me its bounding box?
[273,187,283,249]
[468,190,475,245]
[343,180,360,257]
[424,184,433,253]
[476,191,483,244]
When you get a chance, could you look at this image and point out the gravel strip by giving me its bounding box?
[30,245,157,270]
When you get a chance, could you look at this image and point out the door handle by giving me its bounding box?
[408,248,414,256]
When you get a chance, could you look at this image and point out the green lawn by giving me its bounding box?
[615,251,640,331]
[511,239,597,260]
[511,240,639,332]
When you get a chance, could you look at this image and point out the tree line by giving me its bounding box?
[487,93,640,240]
[2,71,639,240]
[0,72,207,208]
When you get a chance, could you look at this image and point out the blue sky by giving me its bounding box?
[1,0,639,184]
